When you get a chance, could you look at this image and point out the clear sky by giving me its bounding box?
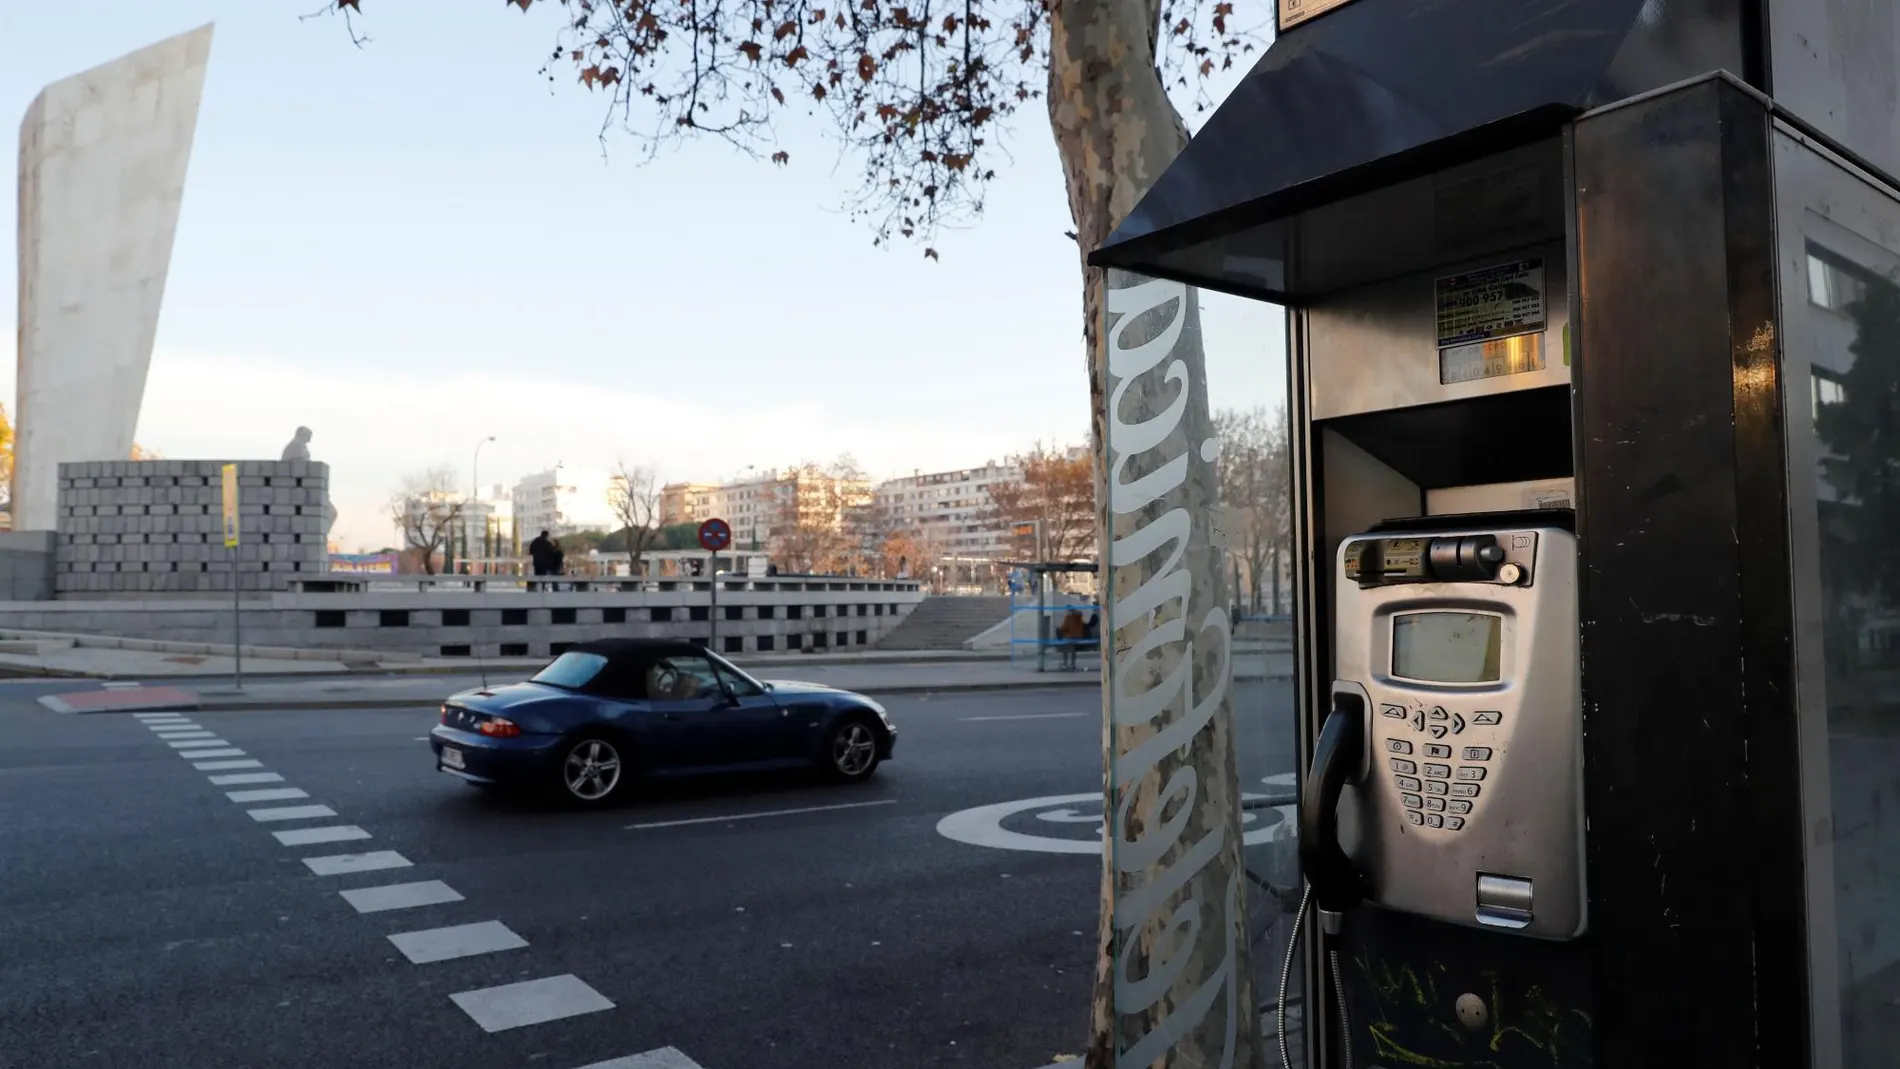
[1,0,1286,551]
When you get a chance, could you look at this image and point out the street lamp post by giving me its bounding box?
[472,436,495,574]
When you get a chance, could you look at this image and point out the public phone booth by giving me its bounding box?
[1086,1,1900,1067]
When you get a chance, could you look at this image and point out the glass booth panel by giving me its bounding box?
[1099,268,1303,1066]
[1775,128,1900,1068]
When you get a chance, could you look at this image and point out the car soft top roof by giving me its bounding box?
[564,637,709,662]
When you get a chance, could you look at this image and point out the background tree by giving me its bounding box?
[388,467,464,575]
[659,521,704,550]
[769,456,873,574]
[608,461,664,575]
[324,0,1265,1060]
[983,443,1095,561]
[0,403,13,513]
[1214,404,1290,614]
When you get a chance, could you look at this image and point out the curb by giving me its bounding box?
[190,676,1107,711]
[186,674,1293,713]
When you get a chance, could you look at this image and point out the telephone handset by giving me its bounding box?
[1301,516,1586,940]
[1299,691,1369,913]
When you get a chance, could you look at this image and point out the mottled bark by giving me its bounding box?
[1047,5,1260,1068]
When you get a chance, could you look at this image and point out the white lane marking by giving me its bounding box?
[449,974,615,1033]
[153,729,211,738]
[959,712,1088,722]
[168,738,229,748]
[936,792,1296,855]
[273,825,371,846]
[387,920,528,964]
[626,798,897,831]
[226,788,308,803]
[133,711,180,719]
[1262,772,1298,789]
[177,748,246,759]
[209,771,283,785]
[194,759,263,771]
[304,851,412,876]
[339,880,464,914]
[578,1049,708,1069]
[247,804,338,823]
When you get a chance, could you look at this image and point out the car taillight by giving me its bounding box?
[479,717,521,738]
[440,705,451,724]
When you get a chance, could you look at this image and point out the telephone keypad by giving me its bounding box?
[1382,699,1499,832]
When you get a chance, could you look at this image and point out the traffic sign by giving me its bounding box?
[698,518,732,553]
[221,464,240,547]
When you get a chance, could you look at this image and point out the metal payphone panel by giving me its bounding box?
[1334,522,1584,940]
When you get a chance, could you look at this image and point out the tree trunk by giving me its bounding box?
[1047,6,1261,1068]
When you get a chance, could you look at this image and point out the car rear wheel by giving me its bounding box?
[557,735,626,805]
[825,718,882,782]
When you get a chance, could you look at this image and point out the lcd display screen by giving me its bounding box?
[1392,612,1502,683]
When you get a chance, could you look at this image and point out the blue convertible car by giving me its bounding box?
[428,638,896,805]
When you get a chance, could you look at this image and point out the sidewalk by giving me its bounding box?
[30,646,1292,713]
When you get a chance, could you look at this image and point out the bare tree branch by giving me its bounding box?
[388,467,463,575]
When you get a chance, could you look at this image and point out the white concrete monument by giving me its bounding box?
[13,25,214,532]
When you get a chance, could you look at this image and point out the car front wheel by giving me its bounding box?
[557,735,626,806]
[825,718,882,782]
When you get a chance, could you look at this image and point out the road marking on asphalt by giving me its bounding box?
[209,771,283,785]
[626,798,898,831]
[273,825,372,846]
[177,747,246,759]
[578,1049,708,1069]
[133,711,181,719]
[226,787,309,803]
[449,974,615,1033]
[247,804,339,823]
[960,712,1089,722]
[936,792,1297,855]
[339,880,464,914]
[168,738,229,748]
[194,758,263,771]
[304,851,412,876]
[388,920,528,964]
[154,729,212,738]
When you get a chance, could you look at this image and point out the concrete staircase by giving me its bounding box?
[875,595,1012,651]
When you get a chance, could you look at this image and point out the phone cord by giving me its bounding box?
[1276,884,1312,1069]
[1276,883,1355,1069]
[1330,946,1354,1069]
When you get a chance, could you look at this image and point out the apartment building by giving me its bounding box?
[872,460,1022,558]
[511,466,615,539]
[660,471,789,549]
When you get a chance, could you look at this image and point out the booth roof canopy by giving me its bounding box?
[1089,0,1743,298]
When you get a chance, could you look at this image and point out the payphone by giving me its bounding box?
[1303,516,1585,939]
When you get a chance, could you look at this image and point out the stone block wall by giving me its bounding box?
[0,531,57,601]
[56,460,330,598]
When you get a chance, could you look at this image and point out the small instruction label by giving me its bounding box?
[1280,0,1359,29]
[1435,259,1546,349]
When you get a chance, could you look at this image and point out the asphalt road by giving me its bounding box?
[0,678,1298,1069]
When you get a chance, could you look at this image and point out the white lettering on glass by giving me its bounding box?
[1102,273,1244,1069]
